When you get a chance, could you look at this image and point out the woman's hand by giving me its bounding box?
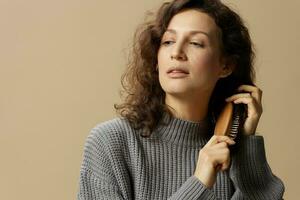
[194,135,235,188]
[225,85,263,136]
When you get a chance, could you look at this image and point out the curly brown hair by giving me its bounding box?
[114,0,256,137]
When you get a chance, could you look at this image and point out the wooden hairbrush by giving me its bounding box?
[214,102,241,140]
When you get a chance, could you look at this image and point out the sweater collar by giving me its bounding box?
[155,112,213,147]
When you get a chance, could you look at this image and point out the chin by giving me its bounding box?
[161,80,194,91]
[162,87,191,96]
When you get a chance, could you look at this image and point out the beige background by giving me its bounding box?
[0,0,299,199]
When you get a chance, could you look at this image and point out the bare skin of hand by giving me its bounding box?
[225,85,263,136]
[194,135,235,188]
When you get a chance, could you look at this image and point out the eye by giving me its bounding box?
[161,41,175,46]
[190,42,204,47]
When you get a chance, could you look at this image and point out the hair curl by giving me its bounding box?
[114,0,256,137]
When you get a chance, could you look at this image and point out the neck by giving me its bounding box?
[165,93,210,123]
[155,111,212,147]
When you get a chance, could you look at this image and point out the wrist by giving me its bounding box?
[194,165,216,189]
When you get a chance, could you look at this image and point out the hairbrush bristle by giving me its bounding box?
[229,115,240,139]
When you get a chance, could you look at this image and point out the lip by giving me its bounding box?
[167,71,189,78]
[167,66,189,74]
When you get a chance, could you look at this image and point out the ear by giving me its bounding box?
[219,58,235,78]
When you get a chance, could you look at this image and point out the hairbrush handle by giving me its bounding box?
[214,102,233,136]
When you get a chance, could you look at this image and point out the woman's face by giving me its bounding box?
[157,9,231,98]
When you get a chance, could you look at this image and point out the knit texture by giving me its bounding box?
[77,113,285,199]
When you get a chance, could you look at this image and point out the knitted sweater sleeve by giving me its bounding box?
[77,127,132,200]
[229,135,285,199]
[167,175,217,199]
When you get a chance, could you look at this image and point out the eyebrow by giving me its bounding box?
[164,29,210,38]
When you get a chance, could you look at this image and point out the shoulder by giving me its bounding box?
[84,117,137,151]
[80,117,136,179]
[92,117,134,136]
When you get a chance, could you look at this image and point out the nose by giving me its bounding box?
[170,42,187,60]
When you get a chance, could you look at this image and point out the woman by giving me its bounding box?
[77,0,285,199]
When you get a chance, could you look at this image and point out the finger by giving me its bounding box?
[211,141,234,149]
[211,147,231,167]
[237,85,262,103]
[233,97,261,117]
[225,93,251,102]
[206,135,235,147]
[211,142,228,149]
[237,84,257,91]
[220,158,231,171]
[232,97,253,104]
[206,136,234,146]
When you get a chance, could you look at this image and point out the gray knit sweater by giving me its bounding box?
[77,113,285,199]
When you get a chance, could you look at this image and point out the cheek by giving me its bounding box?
[191,53,222,89]
[192,52,220,75]
[157,49,167,67]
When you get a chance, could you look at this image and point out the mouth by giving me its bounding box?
[167,67,189,74]
[167,70,189,74]
[167,67,189,78]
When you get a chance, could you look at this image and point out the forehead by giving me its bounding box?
[165,9,220,39]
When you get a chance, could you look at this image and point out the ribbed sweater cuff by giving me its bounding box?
[236,135,266,164]
[168,175,216,200]
[229,135,285,199]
